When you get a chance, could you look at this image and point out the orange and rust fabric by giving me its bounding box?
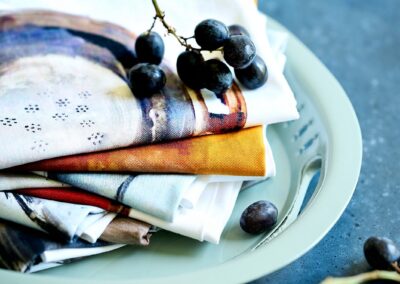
[16,126,267,176]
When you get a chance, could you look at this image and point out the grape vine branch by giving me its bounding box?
[149,0,201,51]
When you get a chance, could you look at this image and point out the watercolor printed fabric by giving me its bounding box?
[14,181,242,244]
[0,192,108,242]
[0,0,298,127]
[4,172,250,224]
[14,187,133,219]
[0,220,124,273]
[30,172,256,222]
[0,2,298,170]
[97,217,153,246]
[13,28,289,177]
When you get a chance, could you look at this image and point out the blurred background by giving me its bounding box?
[254,0,400,283]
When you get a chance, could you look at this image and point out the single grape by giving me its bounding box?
[240,200,278,234]
[203,59,233,95]
[228,24,250,37]
[128,63,166,97]
[223,35,256,69]
[364,237,400,270]
[195,19,230,50]
[235,55,268,89]
[135,31,165,65]
[176,50,205,89]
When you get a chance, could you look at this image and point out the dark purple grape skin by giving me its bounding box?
[234,55,268,90]
[223,35,256,69]
[203,59,233,95]
[240,200,278,234]
[135,32,164,65]
[364,237,400,270]
[176,50,205,89]
[195,19,230,50]
[128,63,166,97]
[228,24,250,37]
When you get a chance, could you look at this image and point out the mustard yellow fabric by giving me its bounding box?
[18,126,267,176]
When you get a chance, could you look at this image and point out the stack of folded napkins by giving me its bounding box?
[0,0,298,273]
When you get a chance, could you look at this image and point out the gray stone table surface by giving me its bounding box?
[252,0,400,283]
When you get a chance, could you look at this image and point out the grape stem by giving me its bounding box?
[392,261,400,274]
[320,270,400,284]
[150,0,201,51]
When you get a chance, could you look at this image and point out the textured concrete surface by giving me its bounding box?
[253,1,400,283]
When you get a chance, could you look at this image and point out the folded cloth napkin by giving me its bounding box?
[50,174,208,222]
[0,220,124,273]
[0,192,109,242]
[0,189,154,243]
[13,187,135,219]
[14,126,274,177]
[129,181,242,244]
[37,172,252,221]
[15,181,242,244]
[9,29,288,177]
[0,172,69,190]
[0,0,298,170]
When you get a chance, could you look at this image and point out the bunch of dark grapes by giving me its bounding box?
[128,4,268,98]
[178,19,268,95]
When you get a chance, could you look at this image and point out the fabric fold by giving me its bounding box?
[14,126,271,176]
[0,220,123,273]
[0,172,68,190]
[16,181,242,244]
[0,188,144,243]
[127,181,242,244]
[13,187,132,217]
[22,172,255,222]
[0,192,106,241]
[0,216,152,272]
[99,217,153,246]
[15,181,242,244]
[45,173,199,221]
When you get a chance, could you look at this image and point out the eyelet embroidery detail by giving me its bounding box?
[52,113,68,121]
[76,105,89,113]
[31,140,49,152]
[24,104,40,113]
[0,117,17,126]
[78,91,92,99]
[80,120,95,128]
[55,98,70,107]
[24,123,42,133]
[87,132,104,145]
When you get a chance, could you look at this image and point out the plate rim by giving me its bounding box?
[0,17,362,284]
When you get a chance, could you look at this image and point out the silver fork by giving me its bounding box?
[248,65,328,250]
